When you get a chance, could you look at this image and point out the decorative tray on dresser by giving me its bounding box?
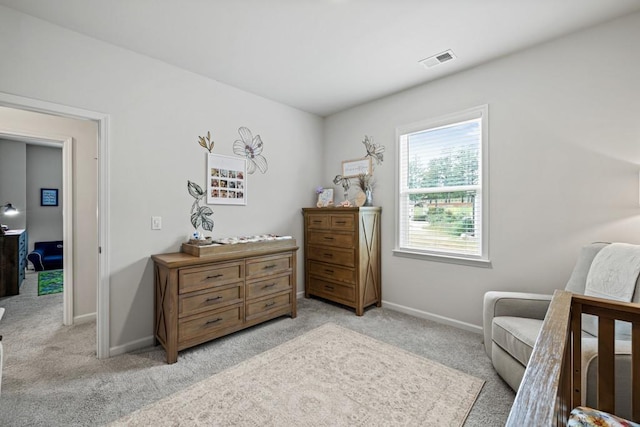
[151,235,297,364]
[302,207,381,316]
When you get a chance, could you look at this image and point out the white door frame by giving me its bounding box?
[0,130,74,325]
[0,92,110,359]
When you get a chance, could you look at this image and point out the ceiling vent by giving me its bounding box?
[419,49,456,69]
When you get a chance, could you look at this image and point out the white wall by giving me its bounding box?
[0,107,98,319]
[0,139,26,230]
[26,144,63,251]
[0,6,324,352]
[324,12,640,328]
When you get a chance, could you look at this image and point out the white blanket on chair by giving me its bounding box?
[584,243,640,302]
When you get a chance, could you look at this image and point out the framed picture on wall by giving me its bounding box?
[41,188,59,206]
[207,154,247,205]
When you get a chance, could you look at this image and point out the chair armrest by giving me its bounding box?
[483,291,553,358]
[27,249,45,271]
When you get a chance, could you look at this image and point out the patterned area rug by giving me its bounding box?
[111,323,484,426]
[38,269,63,296]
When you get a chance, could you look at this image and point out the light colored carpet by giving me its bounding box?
[0,271,514,426]
[111,323,484,426]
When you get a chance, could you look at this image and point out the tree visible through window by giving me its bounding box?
[396,106,488,261]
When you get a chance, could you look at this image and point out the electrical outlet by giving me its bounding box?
[151,216,162,230]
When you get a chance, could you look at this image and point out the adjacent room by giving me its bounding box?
[1,1,640,426]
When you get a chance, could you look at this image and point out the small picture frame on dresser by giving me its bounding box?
[317,188,334,207]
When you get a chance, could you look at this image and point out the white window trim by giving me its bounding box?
[394,105,490,266]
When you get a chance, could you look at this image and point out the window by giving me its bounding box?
[395,105,489,264]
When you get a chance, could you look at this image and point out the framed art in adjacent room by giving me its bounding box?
[40,188,59,206]
[207,154,247,205]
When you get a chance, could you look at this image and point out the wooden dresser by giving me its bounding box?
[152,239,297,364]
[0,229,27,297]
[302,207,381,315]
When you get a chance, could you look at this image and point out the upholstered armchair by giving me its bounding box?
[483,242,640,420]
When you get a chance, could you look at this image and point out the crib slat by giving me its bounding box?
[598,317,615,414]
[632,322,640,421]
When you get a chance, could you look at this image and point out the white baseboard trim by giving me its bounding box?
[110,335,155,357]
[382,300,482,334]
[296,292,481,334]
[73,312,96,325]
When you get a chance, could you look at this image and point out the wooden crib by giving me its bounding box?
[506,290,640,426]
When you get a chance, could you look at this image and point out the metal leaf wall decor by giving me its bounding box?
[187,180,214,232]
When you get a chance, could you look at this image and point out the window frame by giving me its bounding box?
[394,105,490,267]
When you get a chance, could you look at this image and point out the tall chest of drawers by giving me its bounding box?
[302,207,381,316]
[152,239,297,364]
[0,229,27,297]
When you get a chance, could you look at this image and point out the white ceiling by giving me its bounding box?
[2,0,640,117]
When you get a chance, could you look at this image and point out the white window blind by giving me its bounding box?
[396,105,488,262]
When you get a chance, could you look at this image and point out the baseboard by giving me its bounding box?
[110,335,156,357]
[73,312,96,325]
[297,291,481,334]
[382,300,482,334]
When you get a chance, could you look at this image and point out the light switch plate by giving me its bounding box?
[151,216,162,230]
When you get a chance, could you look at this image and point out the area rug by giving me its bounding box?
[111,323,484,426]
[37,269,63,296]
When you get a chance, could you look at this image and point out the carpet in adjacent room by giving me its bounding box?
[111,322,484,426]
[37,269,63,296]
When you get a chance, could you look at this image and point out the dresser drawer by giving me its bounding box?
[179,261,243,294]
[246,292,292,319]
[246,253,292,278]
[179,284,243,317]
[306,245,354,267]
[308,277,355,303]
[307,231,354,248]
[246,274,292,300]
[306,214,330,230]
[308,260,355,283]
[178,305,243,344]
[331,214,354,231]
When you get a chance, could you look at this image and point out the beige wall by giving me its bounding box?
[0,106,98,321]
[0,5,323,353]
[324,12,640,329]
[26,144,64,251]
[0,139,26,230]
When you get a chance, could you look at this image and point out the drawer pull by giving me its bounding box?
[264,301,276,308]
[263,283,276,288]
[324,285,334,290]
[323,236,334,240]
[335,221,346,225]
[263,264,277,270]
[206,296,222,302]
[205,274,223,280]
[205,318,222,325]
[324,269,334,274]
[312,220,322,224]
[323,253,333,258]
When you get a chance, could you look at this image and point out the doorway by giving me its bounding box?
[0,93,110,359]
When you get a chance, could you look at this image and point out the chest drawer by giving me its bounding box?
[331,215,354,231]
[246,254,292,278]
[306,214,330,230]
[246,274,292,300]
[179,284,243,317]
[246,292,292,319]
[306,245,354,267]
[308,260,355,284]
[179,261,243,294]
[178,305,243,344]
[307,231,354,248]
[308,277,355,303]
